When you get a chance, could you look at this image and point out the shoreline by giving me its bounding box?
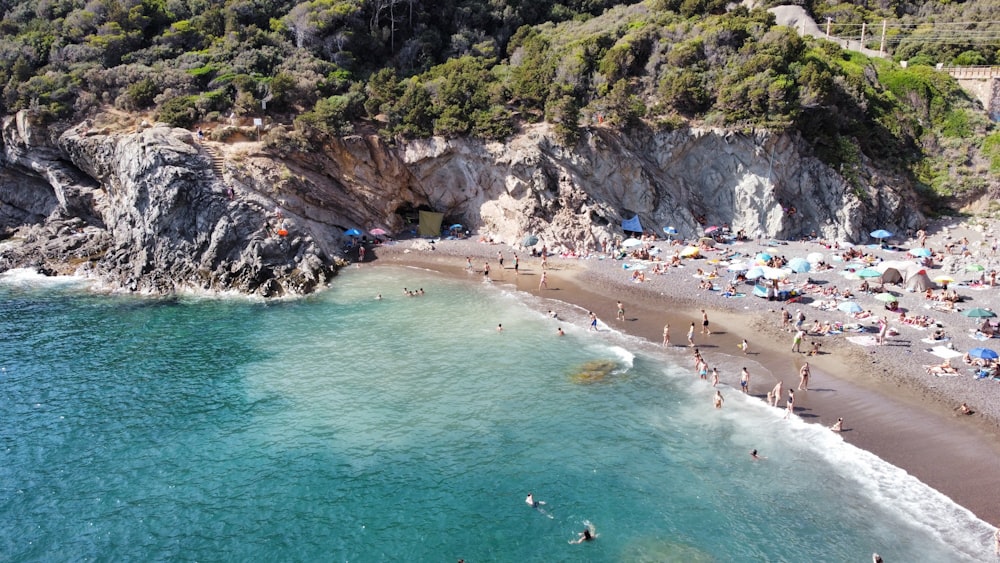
[368,233,1000,526]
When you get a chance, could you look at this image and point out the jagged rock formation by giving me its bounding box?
[0,110,924,296]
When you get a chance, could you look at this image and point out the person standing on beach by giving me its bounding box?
[662,323,670,346]
[794,309,806,330]
[483,262,491,279]
[697,359,709,380]
[877,317,889,345]
[792,329,805,353]
[589,312,598,331]
[740,367,750,394]
[465,256,473,270]
[687,322,696,347]
[616,301,625,322]
[513,253,519,276]
[497,251,504,268]
[711,367,720,387]
[771,381,783,407]
[781,308,791,330]
[784,390,795,419]
[701,310,711,335]
[538,270,548,291]
[713,390,725,409]
[798,362,810,390]
[740,339,750,354]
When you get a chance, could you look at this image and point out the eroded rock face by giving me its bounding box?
[0,114,336,296]
[0,112,925,296]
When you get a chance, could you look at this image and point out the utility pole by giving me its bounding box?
[826,18,832,38]
[879,20,887,56]
[861,22,867,50]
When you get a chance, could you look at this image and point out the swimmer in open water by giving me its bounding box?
[569,521,597,544]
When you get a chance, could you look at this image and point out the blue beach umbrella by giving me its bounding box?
[755,252,772,262]
[857,268,882,279]
[450,224,463,230]
[968,348,999,361]
[908,247,932,258]
[344,228,362,237]
[838,301,863,314]
[663,226,678,235]
[870,229,893,243]
[746,266,766,279]
[788,257,811,273]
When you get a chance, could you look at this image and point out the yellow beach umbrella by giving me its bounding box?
[680,246,700,258]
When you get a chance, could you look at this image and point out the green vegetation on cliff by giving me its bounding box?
[0,0,995,197]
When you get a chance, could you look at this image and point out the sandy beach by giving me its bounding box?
[365,217,1000,526]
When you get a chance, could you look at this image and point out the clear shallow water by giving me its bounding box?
[0,266,992,561]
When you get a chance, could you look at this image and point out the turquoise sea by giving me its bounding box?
[0,265,993,561]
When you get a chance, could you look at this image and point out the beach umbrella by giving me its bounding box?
[874,293,898,303]
[622,238,643,248]
[788,258,811,273]
[842,272,861,281]
[755,252,772,262]
[344,228,362,237]
[962,308,997,318]
[908,247,932,258]
[933,275,955,284]
[968,348,999,361]
[697,237,716,247]
[857,268,882,278]
[727,262,750,272]
[663,226,678,235]
[966,264,986,272]
[704,225,719,235]
[762,266,790,280]
[838,301,863,314]
[870,229,893,243]
[745,266,765,279]
[522,234,539,246]
[369,228,388,236]
[680,246,700,258]
[807,252,825,264]
[450,223,463,230]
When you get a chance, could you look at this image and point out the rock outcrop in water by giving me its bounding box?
[0,110,925,296]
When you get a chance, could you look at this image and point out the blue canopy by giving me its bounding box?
[345,228,362,236]
[870,229,893,240]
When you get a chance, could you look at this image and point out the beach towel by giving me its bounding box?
[921,337,950,344]
[846,335,880,346]
[928,346,964,359]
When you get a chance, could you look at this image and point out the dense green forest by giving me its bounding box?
[1,0,997,194]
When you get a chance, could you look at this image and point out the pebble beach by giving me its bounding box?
[367,216,1000,526]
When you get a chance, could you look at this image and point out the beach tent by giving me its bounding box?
[878,267,904,284]
[417,211,444,237]
[622,215,642,234]
[905,271,934,292]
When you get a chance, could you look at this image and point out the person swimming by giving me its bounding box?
[525,493,539,508]
[569,521,597,544]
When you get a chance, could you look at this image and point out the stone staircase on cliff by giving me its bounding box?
[202,143,226,180]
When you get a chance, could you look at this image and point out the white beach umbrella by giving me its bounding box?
[806,252,825,264]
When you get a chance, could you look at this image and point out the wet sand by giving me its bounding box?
[369,237,1000,526]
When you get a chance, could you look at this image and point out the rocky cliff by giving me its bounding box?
[0,111,925,296]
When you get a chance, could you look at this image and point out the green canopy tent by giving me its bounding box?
[417,211,444,238]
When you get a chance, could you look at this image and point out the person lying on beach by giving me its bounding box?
[925,361,958,375]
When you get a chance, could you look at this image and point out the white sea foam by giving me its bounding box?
[0,268,90,289]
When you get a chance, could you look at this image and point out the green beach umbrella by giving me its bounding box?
[857,268,882,278]
[962,308,997,318]
[874,293,898,303]
[966,264,986,272]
